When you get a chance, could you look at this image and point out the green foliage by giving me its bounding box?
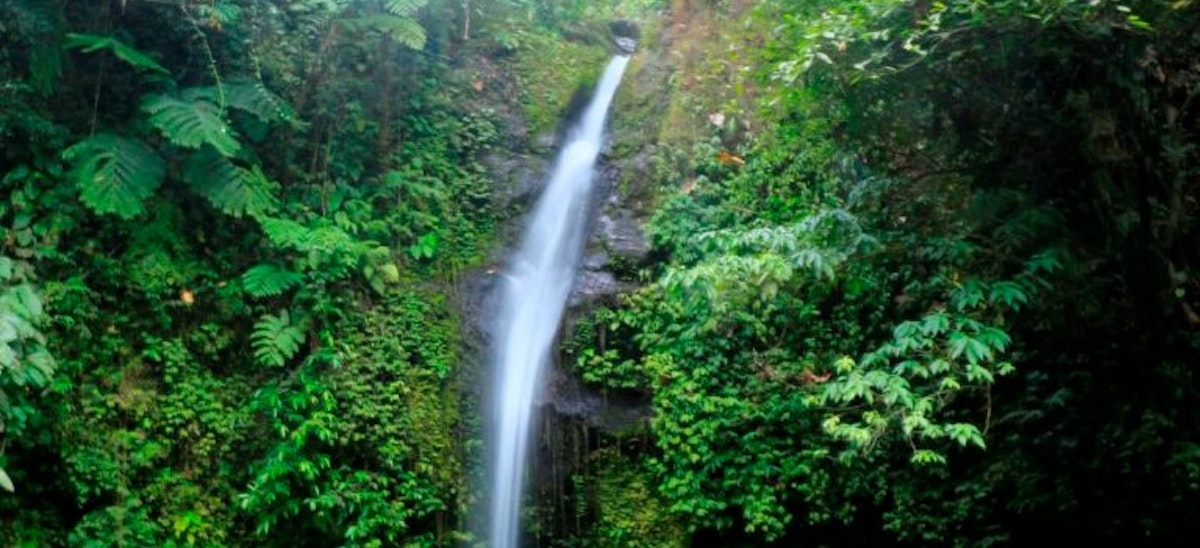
[63,134,165,220]
[342,15,428,49]
[242,263,306,298]
[188,81,300,127]
[240,291,461,546]
[182,147,281,218]
[557,0,1200,544]
[141,94,242,157]
[577,451,687,547]
[252,311,306,368]
[0,255,55,451]
[0,468,12,493]
[64,33,169,75]
[259,216,396,290]
[505,31,611,137]
[0,0,492,544]
[384,0,429,17]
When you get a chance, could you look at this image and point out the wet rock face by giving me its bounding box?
[614,36,638,54]
[611,20,640,54]
[570,269,619,308]
[597,199,650,264]
[568,160,650,308]
[610,20,641,41]
[482,151,547,210]
[544,365,651,433]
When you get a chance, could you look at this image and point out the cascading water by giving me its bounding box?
[489,55,631,548]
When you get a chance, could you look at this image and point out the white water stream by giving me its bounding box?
[489,55,631,548]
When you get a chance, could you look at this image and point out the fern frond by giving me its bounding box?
[259,217,313,250]
[242,264,305,298]
[342,15,426,49]
[64,33,169,75]
[182,148,280,218]
[384,0,428,17]
[142,95,242,156]
[251,311,305,368]
[63,134,165,220]
[184,82,299,126]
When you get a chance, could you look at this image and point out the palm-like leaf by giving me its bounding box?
[251,311,305,368]
[242,264,305,298]
[343,15,426,49]
[64,33,169,75]
[63,134,165,220]
[142,95,242,156]
[183,82,299,126]
[384,0,428,17]
[259,218,313,249]
[182,147,280,218]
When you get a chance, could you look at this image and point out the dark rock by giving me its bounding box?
[543,365,651,434]
[482,151,546,208]
[614,36,638,54]
[610,20,639,53]
[596,205,649,264]
[570,269,620,307]
[609,20,641,41]
[583,251,610,270]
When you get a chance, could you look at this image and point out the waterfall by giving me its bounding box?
[489,55,631,548]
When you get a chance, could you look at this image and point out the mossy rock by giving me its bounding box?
[577,450,687,548]
[507,31,611,142]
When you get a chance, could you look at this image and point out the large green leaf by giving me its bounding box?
[183,82,300,126]
[384,0,428,17]
[242,263,305,298]
[0,468,13,493]
[64,33,169,75]
[182,147,280,218]
[142,95,242,156]
[63,134,165,220]
[342,15,426,49]
[259,217,313,250]
[251,311,305,368]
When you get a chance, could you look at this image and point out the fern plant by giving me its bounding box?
[242,263,305,298]
[252,310,306,368]
[1,254,55,493]
[184,82,301,127]
[260,217,315,250]
[62,134,166,220]
[258,216,399,292]
[142,94,242,156]
[341,15,427,49]
[182,147,281,218]
[383,0,428,17]
[64,33,170,75]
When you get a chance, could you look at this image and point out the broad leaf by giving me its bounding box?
[142,95,242,156]
[184,82,299,126]
[384,0,428,17]
[182,148,280,218]
[259,218,312,249]
[242,264,305,298]
[342,15,426,49]
[63,134,165,220]
[65,33,169,74]
[252,311,305,368]
[0,468,13,493]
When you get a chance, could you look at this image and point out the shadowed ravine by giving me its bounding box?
[488,55,631,548]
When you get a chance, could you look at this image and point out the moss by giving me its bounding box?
[609,15,668,159]
[578,450,687,548]
[507,30,612,140]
